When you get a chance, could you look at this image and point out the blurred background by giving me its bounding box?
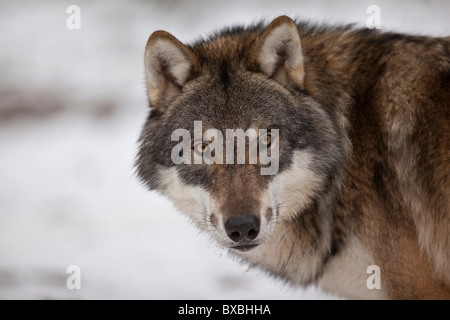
[0,0,449,300]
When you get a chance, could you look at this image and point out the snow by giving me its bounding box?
[0,0,448,300]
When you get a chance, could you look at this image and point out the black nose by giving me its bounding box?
[225,215,260,242]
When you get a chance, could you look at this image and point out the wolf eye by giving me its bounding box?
[194,142,208,155]
[259,133,272,147]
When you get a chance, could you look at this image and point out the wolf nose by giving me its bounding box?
[225,215,260,242]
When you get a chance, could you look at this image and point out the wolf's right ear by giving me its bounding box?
[145,31,198,109]
[249,16,305,89]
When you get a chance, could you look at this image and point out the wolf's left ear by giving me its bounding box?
[145,31,198,109]
[249,16,304,89]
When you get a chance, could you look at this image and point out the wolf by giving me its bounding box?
[136,16,450,299]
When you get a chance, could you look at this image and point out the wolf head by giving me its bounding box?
[137,16,344,259]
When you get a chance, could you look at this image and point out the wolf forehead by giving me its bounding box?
[145,17,306,105]
[158,41,301,128]
[147,27,263,94]
[143,23,318,128]
[189,27,262,71]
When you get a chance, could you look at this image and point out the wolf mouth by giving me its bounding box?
[230,244,259,252]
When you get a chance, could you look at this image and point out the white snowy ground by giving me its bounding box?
[0,0,449,300]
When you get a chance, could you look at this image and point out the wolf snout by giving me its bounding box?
[224,214,260,243]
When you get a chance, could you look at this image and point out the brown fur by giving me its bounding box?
[322,31,450,299]
[138,16,450,299]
